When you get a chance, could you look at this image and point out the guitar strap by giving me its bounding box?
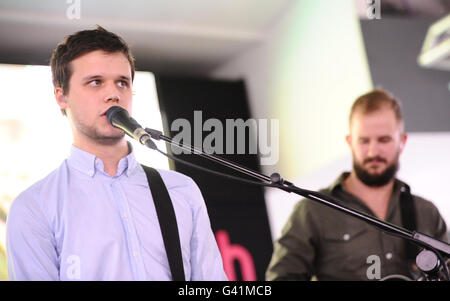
[399,183,421,278]
[141,164,186,281]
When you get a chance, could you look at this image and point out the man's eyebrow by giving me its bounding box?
[81,75,131,81]
[378,135,393,139]
[82,74,103,81]
[118,75,131,81]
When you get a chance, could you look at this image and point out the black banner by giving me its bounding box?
[155,76,273,281]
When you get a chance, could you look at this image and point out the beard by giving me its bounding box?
[353,155,399,187]
[73,116,125,146]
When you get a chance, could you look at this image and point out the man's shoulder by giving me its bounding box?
[15,161,68,201]
[11,163,66,209]
[410,192,441,215]
[148,168,207,210]
[145,167,197,190]
[396,180,445,227]
[139,165,203,199]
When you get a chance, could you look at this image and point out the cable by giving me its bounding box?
[153,147,278,189]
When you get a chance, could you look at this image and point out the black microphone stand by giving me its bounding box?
[144,127,450,281]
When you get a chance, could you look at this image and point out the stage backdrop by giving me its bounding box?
[155,76,273,281]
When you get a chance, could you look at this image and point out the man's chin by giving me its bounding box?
[95,132,126,145]
[354,163,398,187]
[366,169,385,177]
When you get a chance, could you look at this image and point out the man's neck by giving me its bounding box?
[73,136,129,177]
[343,171,395,220]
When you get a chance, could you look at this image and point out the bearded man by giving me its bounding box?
[266,89,447,281]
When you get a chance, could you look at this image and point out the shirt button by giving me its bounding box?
[132,252,137,257]
[123,213,128,219]
[386,253,393,260]
[88,170,94,176]
[343,234,350,241]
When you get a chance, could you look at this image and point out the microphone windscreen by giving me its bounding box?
[106,106,128,125]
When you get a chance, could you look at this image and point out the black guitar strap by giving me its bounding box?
[399,183,421,277]
[141,165,186,281]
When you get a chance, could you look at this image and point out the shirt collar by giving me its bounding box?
[67,142,139,178]
[328,172,351,193]
[329,171,406,219]
[329,172,406,195]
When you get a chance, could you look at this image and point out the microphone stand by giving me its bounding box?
[143,127,450,281]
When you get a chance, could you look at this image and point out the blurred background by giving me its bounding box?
[0,0,449,280]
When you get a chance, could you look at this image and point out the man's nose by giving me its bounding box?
[103,82,121,103]
[105,95,120,103]
[367,140,380,157]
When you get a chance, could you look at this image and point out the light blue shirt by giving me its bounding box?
[6,144,227,281]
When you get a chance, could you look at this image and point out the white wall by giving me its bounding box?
[211,0,373,179]
[211,0,373,235]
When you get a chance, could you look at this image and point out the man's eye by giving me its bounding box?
[379,137,392,143]
[118,80,129,88]
[359,139,369,144]
[89,80,101,86]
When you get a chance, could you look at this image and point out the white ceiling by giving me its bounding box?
[0,0,294,75]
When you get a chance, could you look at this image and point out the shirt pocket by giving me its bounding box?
[321,226,366,244]
[319,226,369,275]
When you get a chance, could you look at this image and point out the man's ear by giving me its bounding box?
[345,134,352,148]
[399,133,408,154]
[54,87,68,111]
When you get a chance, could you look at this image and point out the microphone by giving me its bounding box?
[105,106,156,149]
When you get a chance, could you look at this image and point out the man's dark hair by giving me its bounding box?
[50,25,135,115]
